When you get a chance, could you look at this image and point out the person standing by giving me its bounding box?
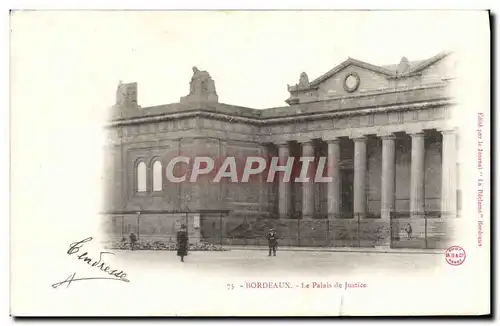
[404,223,413,240]
[129,232,137,251]
[266,228,278,257]
[177,224,189,262]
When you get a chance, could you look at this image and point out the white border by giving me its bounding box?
[3,1,497,324]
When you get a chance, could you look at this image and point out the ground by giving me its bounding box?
[114,248,444,277]
[67,248,461,316]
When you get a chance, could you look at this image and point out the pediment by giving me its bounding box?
[288,58,394,94]
[310,58,394,88]
[286,51,453,104]
[314,63,394,97]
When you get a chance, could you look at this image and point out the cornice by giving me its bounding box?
[107,99,454,128]
[284,82,448,105]
[110,83,450,127]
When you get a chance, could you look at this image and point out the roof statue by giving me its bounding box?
[286,72,310,94]
[115,81,138,108]
[181,66,219,104]
[397,57,411,74]
[298,72,310,88]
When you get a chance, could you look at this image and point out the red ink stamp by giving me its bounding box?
[445,246,466,266]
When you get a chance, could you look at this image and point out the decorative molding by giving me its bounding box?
[108,99,453,128]
[112,82,449,124]
[368,114,375,125]
[352,135,368,142]
[437,128,458,135]
[100,209,231,215]
[409,131,425,137]
[287,82,448,105]
[324,137,340,143]
[397,111,404,124]
[298,140,315,146]
[276,141,292,147]
[379,134,396,140]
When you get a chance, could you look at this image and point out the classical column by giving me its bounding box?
[301,141,315,219]
[441,129,457,218]
[410,132,425,218]
[380,134,396,220]
[353,136,367,219]
[326,138,341,219]
[277,142,292,218]
[259,144,270,217]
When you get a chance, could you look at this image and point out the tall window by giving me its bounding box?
[137,161,147,192]
[153,160,162,191]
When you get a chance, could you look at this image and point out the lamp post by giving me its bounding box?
[184,195,191,228]
[121,216,125,240]
[136,211,141,240]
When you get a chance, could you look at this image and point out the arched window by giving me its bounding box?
[137,161,147,192]
[153,160,162,191]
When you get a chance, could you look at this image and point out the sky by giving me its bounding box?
[10,11,485,111]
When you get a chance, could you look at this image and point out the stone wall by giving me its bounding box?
[103,144,124,212]
[103,116,264,218]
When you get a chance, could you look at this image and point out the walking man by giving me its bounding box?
[177,224,189,262]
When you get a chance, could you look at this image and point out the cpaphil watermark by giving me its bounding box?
[165,155,334,184]
[477,113,484,247]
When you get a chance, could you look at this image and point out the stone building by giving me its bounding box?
[103,52,459,248]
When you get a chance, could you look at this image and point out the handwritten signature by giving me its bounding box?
[52,237,130,288]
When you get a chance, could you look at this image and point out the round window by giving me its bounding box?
[343,73,360,92]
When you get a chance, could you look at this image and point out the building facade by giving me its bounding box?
[103,52,459,248]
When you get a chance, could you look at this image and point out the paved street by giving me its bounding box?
[113,248,444,277]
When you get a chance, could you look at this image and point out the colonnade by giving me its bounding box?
[266,129,457,219]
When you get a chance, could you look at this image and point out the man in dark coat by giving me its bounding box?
[177,224,189,262]
[404,223,413,240]
[129,232,137,251]
[266,228,278,257]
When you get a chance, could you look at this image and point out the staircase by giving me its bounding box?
[227,217,287,239]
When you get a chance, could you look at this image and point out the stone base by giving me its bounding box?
[375,245,391,250]
[180,93,218,105]
[410,211,426,219]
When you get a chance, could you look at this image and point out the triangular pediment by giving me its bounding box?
[286,51,453,104]
[309,58,395,87]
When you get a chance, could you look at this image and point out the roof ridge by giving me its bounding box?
[295,51,451,91]
[408,51,452,73]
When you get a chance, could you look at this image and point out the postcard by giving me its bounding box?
[10,10,490,316]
